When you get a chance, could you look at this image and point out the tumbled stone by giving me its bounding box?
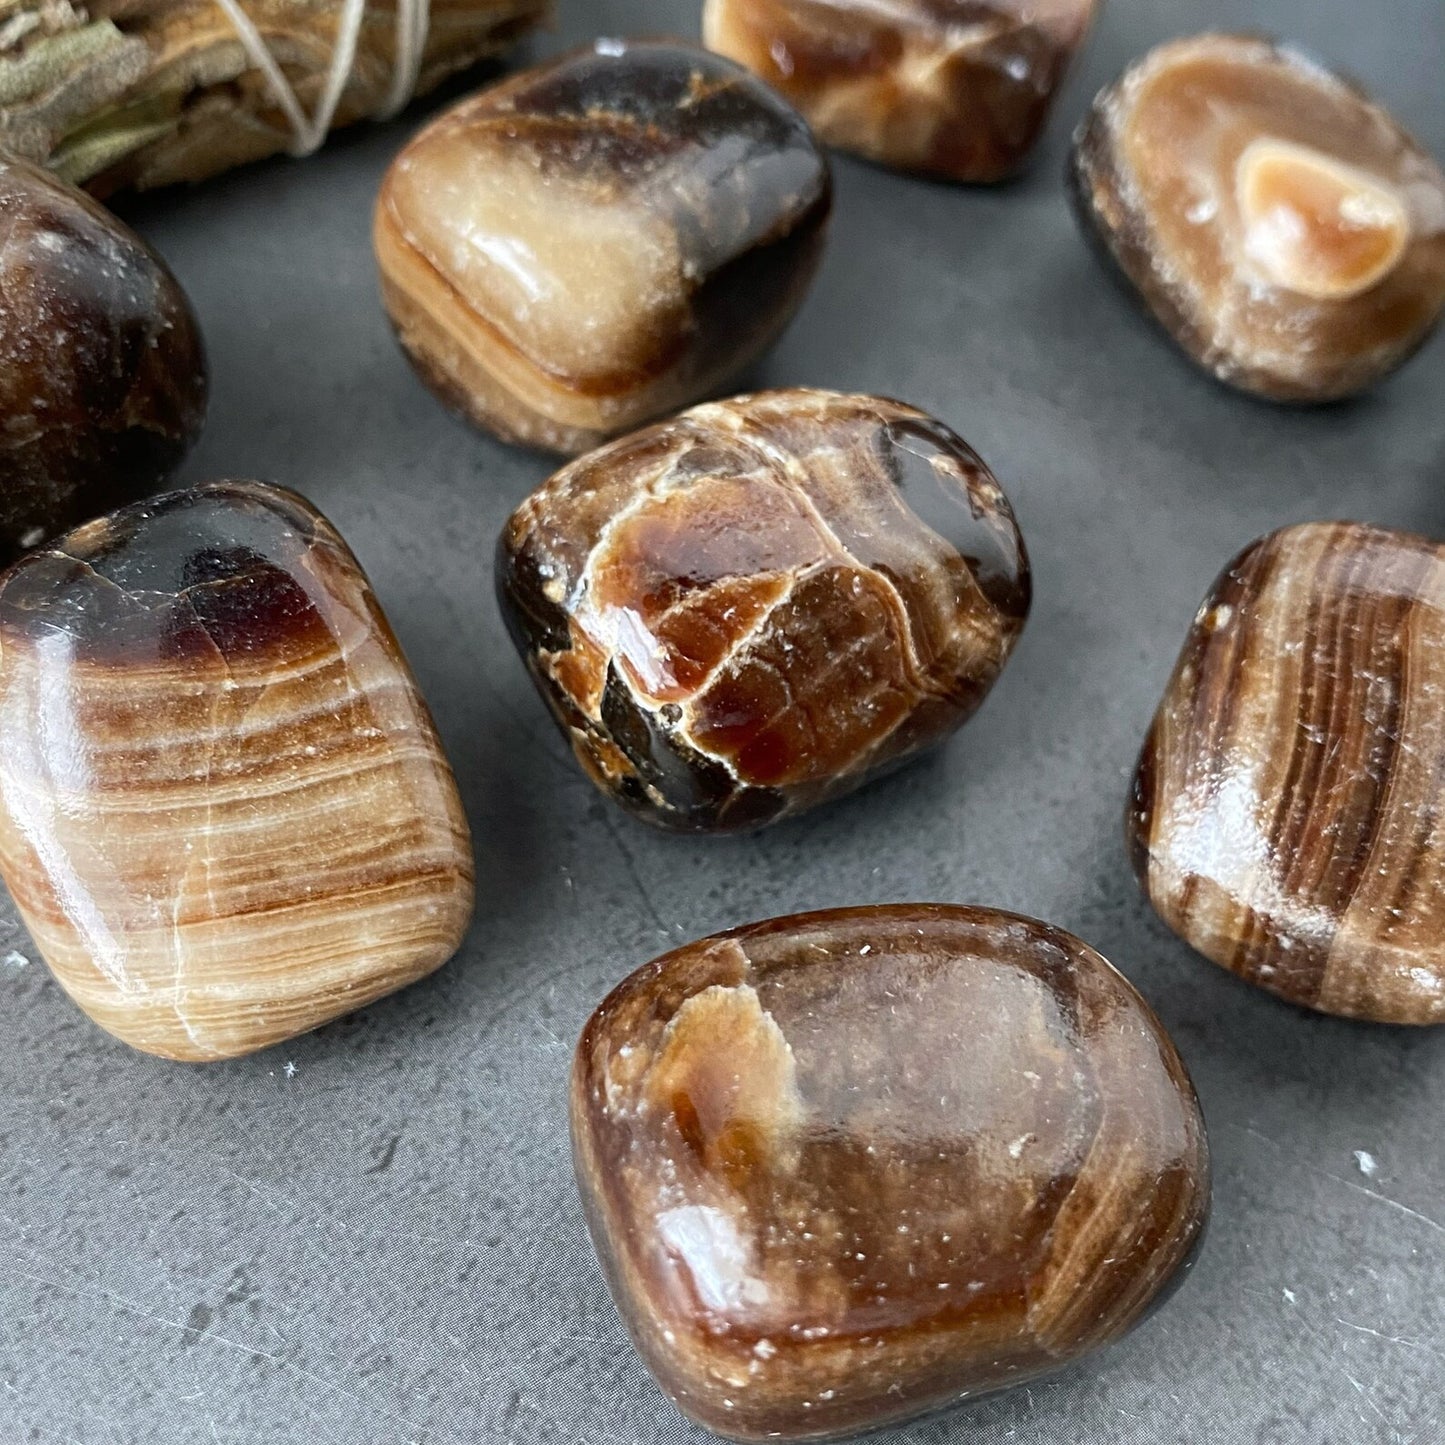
[498,389,1030,832]
[0,482,473,1060]
[705,0,1099,182]
[374,40,832,455]
[572,903,1211,1441]
[0,153,208,566]
[1130,521,1445,1025]
[1069,34,1445,401]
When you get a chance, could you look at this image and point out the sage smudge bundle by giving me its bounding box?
[0,0,546,193]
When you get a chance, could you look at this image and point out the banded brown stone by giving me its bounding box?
[0,482,474,1060]
[1130,521,1445,1024]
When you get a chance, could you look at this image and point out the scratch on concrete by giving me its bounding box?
[1231,1124,1445,1239]
[0,1261,463,1443]
[1345,1373,1406,1444]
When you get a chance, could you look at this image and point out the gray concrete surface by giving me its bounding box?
[2,0,1443,1440]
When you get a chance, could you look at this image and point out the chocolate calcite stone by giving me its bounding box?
[0,482,474,1060]
[498,389,1030,832]
[572,904,1210,1441]
[0,153,208,566]
[1069,34,1445,402]
[374,41,832,456]
[705,0,1098,182]
[1130,522,1445,1026]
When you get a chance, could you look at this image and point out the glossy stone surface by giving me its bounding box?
[1130,522,1445,1025]
[0,153,207,566]
[374,41,832,455]
[0,482,473,1060]
[705,0,1098,183]
[572,904,1210,1441]
[1069,34,1445,402]
[498,389,1030,832]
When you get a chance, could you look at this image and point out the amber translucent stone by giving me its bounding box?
[705,0,1098,182]
[1069,34,1445,401]
[0,483,473,1060]
[1130,522,1445,1026]
[1234,140,1410,301]
[498,389,1030,832]
[572,904,1210,1441]
[0,154,207,565]
[374,41,832,455]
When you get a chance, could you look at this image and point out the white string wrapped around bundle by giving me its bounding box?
[212,0,430,156]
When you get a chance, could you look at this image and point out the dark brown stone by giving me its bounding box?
[0,153,208,566]
[1129,521,1445,1024]
[374,41,832,455]
[497,389,1030,832]
[705,0,1099,182]
[572,903,1210,1441]
[1069,34,1445,402]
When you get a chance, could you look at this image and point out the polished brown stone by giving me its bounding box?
[705,0,1098,182]
[1130,522,1445,1025]
[1069,34,1445,401]
[0,153,207,566]
[374,41,831,455]
[572,904,1210,1441]
[497,389,1030,832]
[0,482,473,1060]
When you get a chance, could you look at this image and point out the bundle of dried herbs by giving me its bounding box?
[0,0,547,194]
